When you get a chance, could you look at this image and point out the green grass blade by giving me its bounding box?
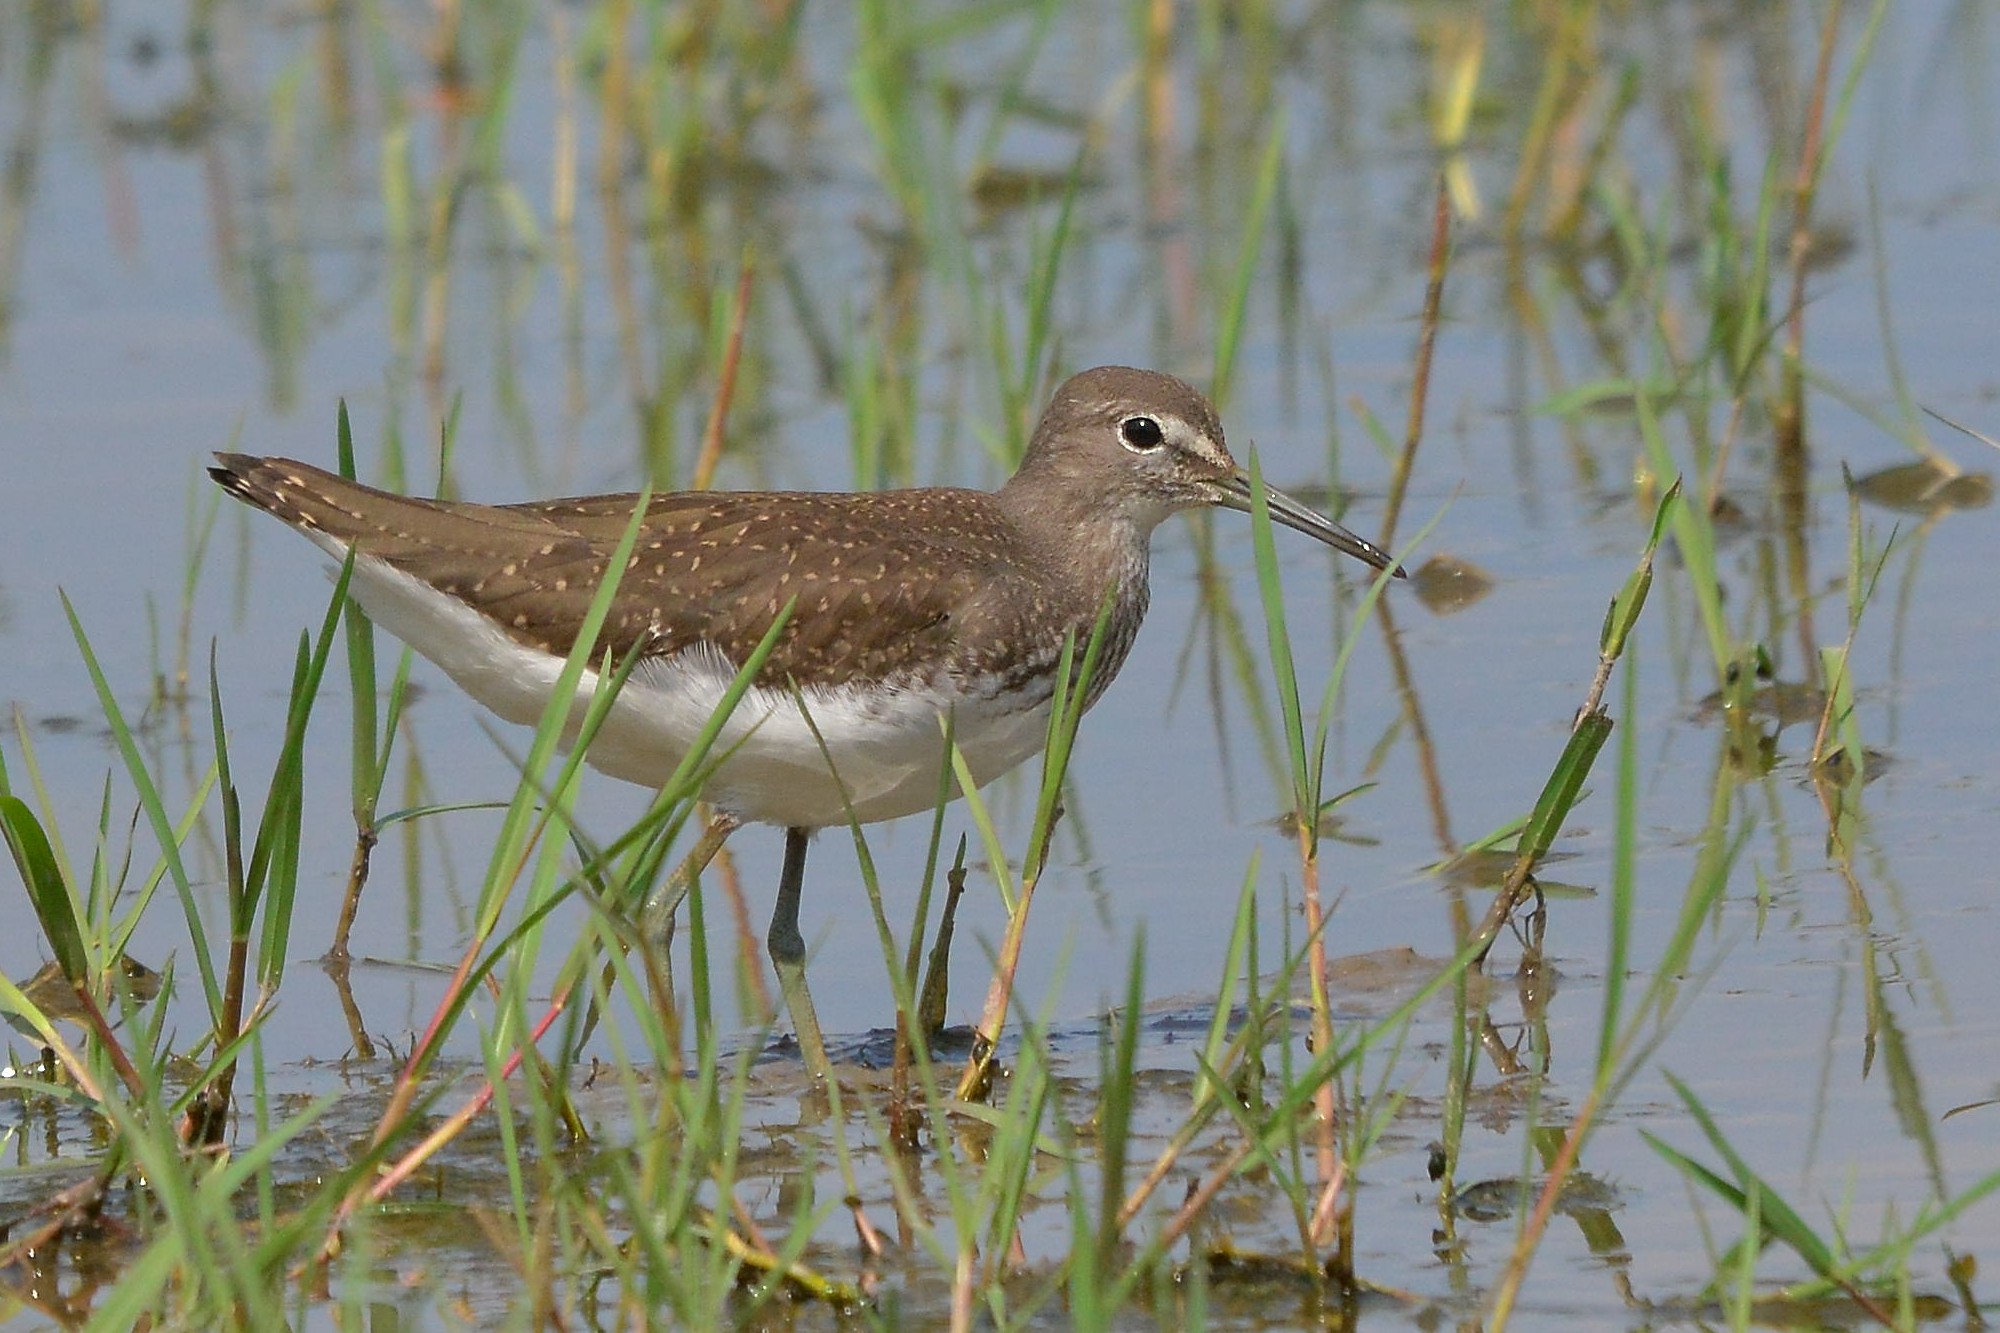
[1,795,84,980]
[61,592,221,1020]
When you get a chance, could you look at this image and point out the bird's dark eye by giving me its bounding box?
[1120,415,1165,451]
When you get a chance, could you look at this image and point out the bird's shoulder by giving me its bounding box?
[491,488,1035,687]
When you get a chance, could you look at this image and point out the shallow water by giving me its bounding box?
[2,2,1999,1325]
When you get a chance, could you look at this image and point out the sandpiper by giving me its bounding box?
[212,366,1401,1077]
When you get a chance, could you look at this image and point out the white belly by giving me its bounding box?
[332,549,1055,829]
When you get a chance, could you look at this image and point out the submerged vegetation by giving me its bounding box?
[0,0,1996,1327]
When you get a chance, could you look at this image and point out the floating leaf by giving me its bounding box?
[1411,553,1495,614]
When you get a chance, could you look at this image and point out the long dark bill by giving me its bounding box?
[1209,472,1406,578]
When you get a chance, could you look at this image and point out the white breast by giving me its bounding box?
[326,547,1057,829]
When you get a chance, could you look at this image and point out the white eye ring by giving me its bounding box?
[1119,415,1165,452]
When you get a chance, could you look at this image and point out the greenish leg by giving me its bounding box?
[770,827,832,1080]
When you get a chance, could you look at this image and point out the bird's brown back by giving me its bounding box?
[210,454,1073,690]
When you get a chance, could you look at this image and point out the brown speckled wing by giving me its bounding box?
[210,455,1028,689]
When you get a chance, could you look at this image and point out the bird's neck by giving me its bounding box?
[996,464,1156,589]
[993,464,1157,703]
